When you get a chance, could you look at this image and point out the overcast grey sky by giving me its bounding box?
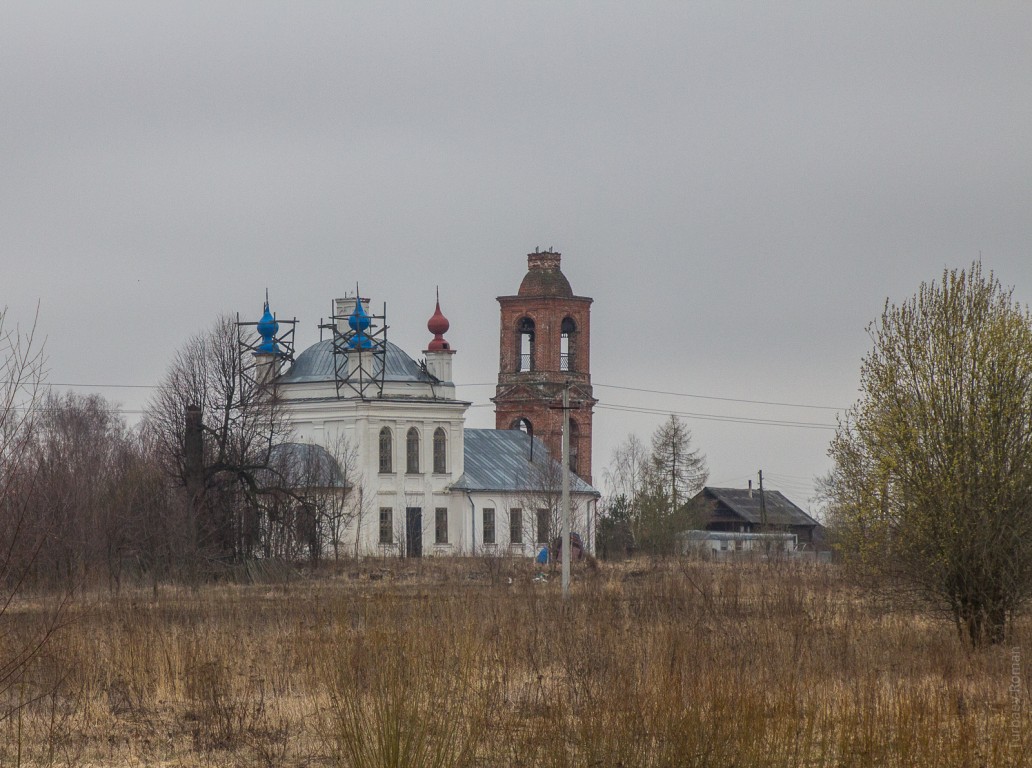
[4,2,1031,510]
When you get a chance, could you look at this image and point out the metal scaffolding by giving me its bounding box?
[319,297,388,399]
[236,299,296,395]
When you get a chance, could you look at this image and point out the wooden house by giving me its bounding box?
[691,486,822,545]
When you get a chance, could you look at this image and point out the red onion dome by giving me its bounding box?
[427,298,451,351]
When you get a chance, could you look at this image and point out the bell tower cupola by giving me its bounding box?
[492,248,596,484]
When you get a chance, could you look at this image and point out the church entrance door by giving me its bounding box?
[405,508,422,558]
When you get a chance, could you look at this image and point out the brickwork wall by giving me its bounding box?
[493,261,596,484]
[496,295,592,378]
[493,381,595,485]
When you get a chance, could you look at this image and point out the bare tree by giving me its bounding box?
[600,419,708,555]
[313,432,361,562]
[108,426,175,592]
[3,385,180,595]
[604,433,650,503]
[0,307,46,580]
[253,430,369,564]
[501,445,590,562]
[0,306,61,722]
[26,391,132,588]
[600,433,650,554]
[145,315,292,569]
[351,485,376,559]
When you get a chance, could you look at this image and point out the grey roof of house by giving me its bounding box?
[277,339,435,385]
[698,487,819,528]
[452,429,599,496]
[261,442,348,489]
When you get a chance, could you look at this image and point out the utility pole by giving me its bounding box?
[758,469,767,530]
[548,381,577,598]
[561,383,571,598]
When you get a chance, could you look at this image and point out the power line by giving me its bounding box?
[596,383,845,411]
[473,400,836,429]
[764,471,824,483]
[457,381,847,412]
[766,481,817,495]
[708,475,755,487]
[45,382,157,389]
[0,381,157,389]
[596,403,836,430]
[6,406,147,415]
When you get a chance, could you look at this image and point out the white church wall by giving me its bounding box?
[463,491,596,558]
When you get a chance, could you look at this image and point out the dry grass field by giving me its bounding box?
[0,558,1027,767]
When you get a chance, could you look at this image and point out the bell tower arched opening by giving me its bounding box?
[560,316,577,372]
[509,417,533,438]
[516,317,535,372]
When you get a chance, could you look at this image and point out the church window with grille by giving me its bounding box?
[379,508,393,544]
[378,427,393,473]
[406,427,420,474]
[435,507,448,544]
[483,508,495,545]
[433,428,447,473]
[509,508,523,544]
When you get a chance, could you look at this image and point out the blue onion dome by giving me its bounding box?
[348,299,372,332]
[256,301,281,354]
[347,299,375,349]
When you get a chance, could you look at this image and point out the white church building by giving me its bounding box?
[256,251,599,558]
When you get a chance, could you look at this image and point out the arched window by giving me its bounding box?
[433,428,447,474]
[561,317,577,372]
[509,417,533,439]
[406,427,420,474]
[568,419,580,474]
[378,427,393,474]
[516,317,535,372]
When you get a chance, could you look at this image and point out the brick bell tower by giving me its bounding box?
[493,248,596,484]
